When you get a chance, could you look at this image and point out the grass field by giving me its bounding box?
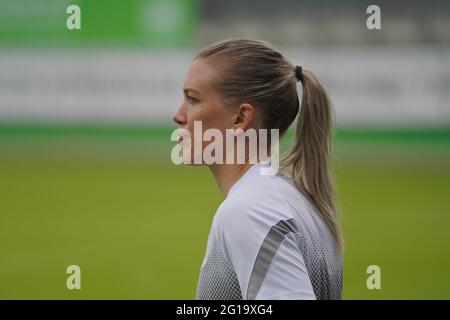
[0,125,449,299]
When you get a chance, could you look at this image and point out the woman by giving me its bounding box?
[173,39,343,300]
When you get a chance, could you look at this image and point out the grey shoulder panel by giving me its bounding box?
[247,219,300,299]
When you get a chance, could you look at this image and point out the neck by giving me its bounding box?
[209,163,254,197]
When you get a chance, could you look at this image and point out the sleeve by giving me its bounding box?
[213,202,316,300]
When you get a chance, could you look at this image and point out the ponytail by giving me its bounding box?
[282,68,343,250]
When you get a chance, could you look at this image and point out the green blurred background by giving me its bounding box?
[0,0,450,299]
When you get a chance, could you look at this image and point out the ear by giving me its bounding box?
[233,103,256,131]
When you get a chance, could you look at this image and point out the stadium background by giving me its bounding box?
[0,0,449,299]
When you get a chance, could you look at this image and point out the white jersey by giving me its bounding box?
[196,163,342,300]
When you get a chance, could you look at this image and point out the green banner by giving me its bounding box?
[0,0,199,47]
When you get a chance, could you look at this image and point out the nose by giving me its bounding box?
[173,106,187,126]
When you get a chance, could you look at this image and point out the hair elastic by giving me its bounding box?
[295,65,303,83]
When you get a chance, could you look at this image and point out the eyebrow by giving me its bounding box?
[183,88,200,95]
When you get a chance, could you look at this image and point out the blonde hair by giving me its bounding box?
[196,38,343,249]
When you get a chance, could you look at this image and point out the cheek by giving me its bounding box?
[200,104,234,133]
[183,105,202,131]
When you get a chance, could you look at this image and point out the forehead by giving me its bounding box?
[184,58,219,93]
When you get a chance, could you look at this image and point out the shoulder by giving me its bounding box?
[211,191,261,244]
[211,170,293,244]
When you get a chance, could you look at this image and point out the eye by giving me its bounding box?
[187,96,199,104]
